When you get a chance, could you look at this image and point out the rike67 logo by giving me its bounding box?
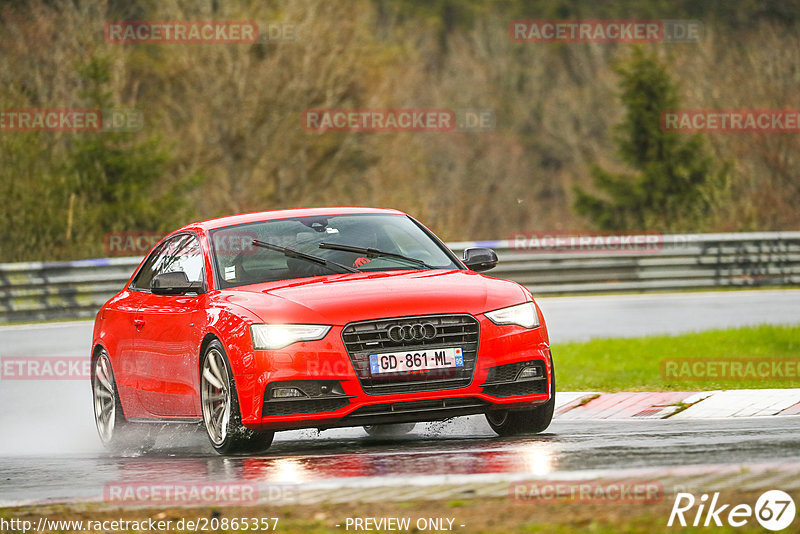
[668,490,796,531]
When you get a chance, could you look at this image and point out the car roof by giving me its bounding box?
[185,207,407,232]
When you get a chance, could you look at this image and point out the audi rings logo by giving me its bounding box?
[387,322,437,342]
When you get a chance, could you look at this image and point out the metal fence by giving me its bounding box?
[1,232,799,323]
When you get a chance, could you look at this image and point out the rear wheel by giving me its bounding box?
[200,340,274,455]
[92,349,154,452]
[363,423,416,437]
[486,359,555,437]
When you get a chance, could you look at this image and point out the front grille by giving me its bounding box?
[341,314,480,395]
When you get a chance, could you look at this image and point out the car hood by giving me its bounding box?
[215,269,528,325]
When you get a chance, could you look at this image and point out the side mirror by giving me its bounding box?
[151,271,200,295]
[463,248,498,272]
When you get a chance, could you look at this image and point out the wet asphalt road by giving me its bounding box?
[1,290,799,506]
[2,417,799,506]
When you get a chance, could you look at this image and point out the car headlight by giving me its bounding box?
[250,324,331,350]
[485,302,540,329]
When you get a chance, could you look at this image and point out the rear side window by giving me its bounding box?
[131,234,204,291]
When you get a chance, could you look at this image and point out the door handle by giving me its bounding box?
[133,318,145,328]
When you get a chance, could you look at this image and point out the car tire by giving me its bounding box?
[363,423,416,437]
[200,340,274,455]
[92,348,155,453]
[486,358,555,437]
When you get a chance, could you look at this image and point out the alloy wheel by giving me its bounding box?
[201,348,232,446]
[93,353,116,443]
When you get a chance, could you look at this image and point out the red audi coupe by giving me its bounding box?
[91,207,554,454]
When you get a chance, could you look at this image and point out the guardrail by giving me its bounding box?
[1,232,799,323]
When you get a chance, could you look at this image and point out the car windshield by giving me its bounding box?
[209,214,460,288]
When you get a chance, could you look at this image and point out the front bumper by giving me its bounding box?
[235,314,553,430]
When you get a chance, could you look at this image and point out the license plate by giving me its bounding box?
[369,347,464,375]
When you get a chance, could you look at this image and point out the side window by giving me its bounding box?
[131,234,204,291]
[130,241,168,291]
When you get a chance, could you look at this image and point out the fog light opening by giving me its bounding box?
[517,366,542,380]
[272,387,305,399]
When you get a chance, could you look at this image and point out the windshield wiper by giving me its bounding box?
[252,240,358,273]
[318,242,432,269]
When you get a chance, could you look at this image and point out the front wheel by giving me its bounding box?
[486,360,555,437]
[200,340,274,455]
